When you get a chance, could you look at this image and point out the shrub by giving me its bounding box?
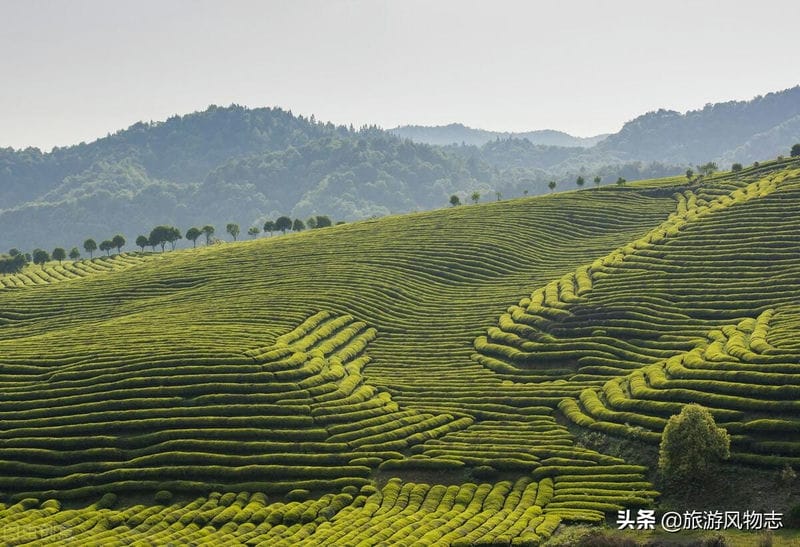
[286,488,310,501]
[658,404,730,481]
[154,490,173,504]
[779,464,797,483]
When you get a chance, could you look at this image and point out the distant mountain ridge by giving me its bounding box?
[389,123,608,148]
[1,86,799,251]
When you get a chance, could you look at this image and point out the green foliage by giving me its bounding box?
[314,215,332,228]
[449,194,461,206]
[149,225,181,251]
[576,175,585,188]
[658,404,730,481]
[0,252,27,274]
[83,238,97,258]
[111,234,125,253]
[731,162,743,172]
[471,191,480,204]
[548,180,556,192]
[185,227,201,247]
[52,247,66,264]
[32,248,50,266]
[275,216,292,233]
[697,161,718,177]
[792,143,800,157]
[247,226,260,238]
[292,218,305,232]
[68,247,80,260]
[99,240,113,256]
[226,223,240,241]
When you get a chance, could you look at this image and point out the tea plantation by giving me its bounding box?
[1,158,798,544]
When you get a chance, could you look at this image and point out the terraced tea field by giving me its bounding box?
[1,158,799,544]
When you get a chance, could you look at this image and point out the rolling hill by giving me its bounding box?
[1,157,799,544]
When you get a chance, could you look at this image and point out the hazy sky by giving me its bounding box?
[2,0,799,150]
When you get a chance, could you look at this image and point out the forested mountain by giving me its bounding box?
[597,86,800,164]
[390,123,608,147]
[1,86,798,251]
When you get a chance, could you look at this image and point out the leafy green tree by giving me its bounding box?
[149,225,180,252]
[52,247,66,264]
[548,181,556,192]
[314,215,332,228]
[616,177,626,186]
[201,225,215,245]
[69,247,80,260]
[111,234,125,254]
[471,191,480,204]
[495,191,502,201]
[83,238,97,259]
[659,404,730,482]
[292,218,305,232]
[593,176,601,190]
[8,248,21,257]
[185,227,201,248]
[306,216,317,229]
[697,162,718,177]
[576,175,585,189]
[32,248,50,268]
[166,227,182,250]
[449,194,461,206]
[791,143,800,157]
[686,168,693,180]
[275,216,292,234]
[99,240,113,256]
[0,253,26,274]
[226,223,240,241]
[263,220,275,236]
[731,163,743,172]
[247,226,260,238]
[135,235,149,252]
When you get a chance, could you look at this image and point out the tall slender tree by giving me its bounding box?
[83,238,97,259]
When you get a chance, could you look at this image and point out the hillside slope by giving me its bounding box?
[1,159,799,543]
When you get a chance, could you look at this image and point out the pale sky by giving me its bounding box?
[2,0,799,151]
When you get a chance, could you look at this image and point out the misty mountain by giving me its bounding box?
[1,86,799,252]
[597,86,800,165]
[390,123,608,148]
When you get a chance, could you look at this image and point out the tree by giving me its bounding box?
[659,404,730,482]
[99,240,113,256]
[247,226,260,238]
[616,177,626,186]
[697,162,718,177]
[185,227,201,248]
[69,247,80,260]
[83,238,97,259]
[32,248,49,268]
[471,191,480,204]
[292,218,305,232]
[548,181,556,193]
[731,163,743,172]
[165,227,182,250]
[52,247,66,264]
[449,194,461,206]
[576,176,585,189]
[136,235,149,252]
[226,223,240,241]
[306,216,317,229]
[791,143,800,157]
[263,220,275,236]
[201,225,215,245]
[495,191,502,201]
[275,216,292,234]
[593,176,601,190]
[685,168,694,180]
[149,225,180,252]
[8,248,20,257]
[314,215,332,228]
[111,234,125,254]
